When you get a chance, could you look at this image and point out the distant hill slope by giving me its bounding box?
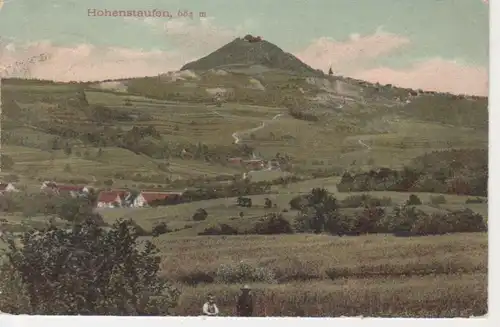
[180,37,322,76]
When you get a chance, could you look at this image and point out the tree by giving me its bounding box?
[328,67,333,75]
[56,197,105,225]
[264,198,272,208]
[0,218,180,315]
[192,208,208,221]
[293,188,340,234]
[152,222,170,237]
[252,213,293,235]
[406,194,422,206]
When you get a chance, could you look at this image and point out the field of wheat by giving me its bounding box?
[152,233,488,317]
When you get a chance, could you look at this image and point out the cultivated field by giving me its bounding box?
[156,233,487,316]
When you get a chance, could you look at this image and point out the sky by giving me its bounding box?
[0,0,490,95]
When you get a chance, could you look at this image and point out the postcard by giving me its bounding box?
[0,0,488,318]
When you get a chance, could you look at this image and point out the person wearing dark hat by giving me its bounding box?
[236,284,254,317]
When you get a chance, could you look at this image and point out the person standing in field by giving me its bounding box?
[236,285,254,316]
[202,293,220,316]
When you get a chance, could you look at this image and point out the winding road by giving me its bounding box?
[232,113,283,144]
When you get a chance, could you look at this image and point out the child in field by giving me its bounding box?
[202,293,220,316]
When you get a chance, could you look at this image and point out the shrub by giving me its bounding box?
[0,218,180,315]
[264,198,273,208]
[198,224,238,235]
[215,262,276,284]
[152,222,171,237]
[289,195,308,210]
[293,188,340,234]
[340,194,392,208]
[406,194,422,206]
[448,209,487,232]
[56,197,105,225]
[177,270,215,285]
[378,206,420,235]
[237,196,252,207]
[429,195,447,205]
[250,213,294,235]
[465,197,485,204]
[192,208,208,221]
[354,206,386,234]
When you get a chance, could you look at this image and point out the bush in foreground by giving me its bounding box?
[339,194,392,208]
[0,218,180,315]
[215,261,276,284]
[250,213,294,235]
[198,224,238,235]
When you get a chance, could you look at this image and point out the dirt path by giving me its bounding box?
[232,114,283,144]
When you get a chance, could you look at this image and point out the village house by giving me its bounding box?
[40,181,58,193]
[228,157,243,164]
[96,190,130,208]
[130,191,183,208]
[40,181,91,197]
[0,183,18,194]
[243,159,265,170]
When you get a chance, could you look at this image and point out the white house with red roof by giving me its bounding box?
[40,181,90,197]
[96,190,130,208]
[130,191,183,208]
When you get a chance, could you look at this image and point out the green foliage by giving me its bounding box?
[55,196,105,225]
[198,224,238,236]
[289,195,308,210]
[340,194,392,208]
[293,188,340,234]
[465,197,486,204]
[0,218,180,315]
[337,149,487,197]
[237,196,253,208]
[287,107,319,122]
[251,213,294,235]
[215,261,277,284]
[406,194,422,206]
[291,187,485,236]
[151,222,171,237]
[192,208,208,221]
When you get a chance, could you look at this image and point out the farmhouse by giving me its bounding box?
[40,181,91,197]
[40,181,58,193]
[228,157,243,164]
[96,190,130,208]
[0,183,18,194]
[243,159,265,170]
[130,191,183,208]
